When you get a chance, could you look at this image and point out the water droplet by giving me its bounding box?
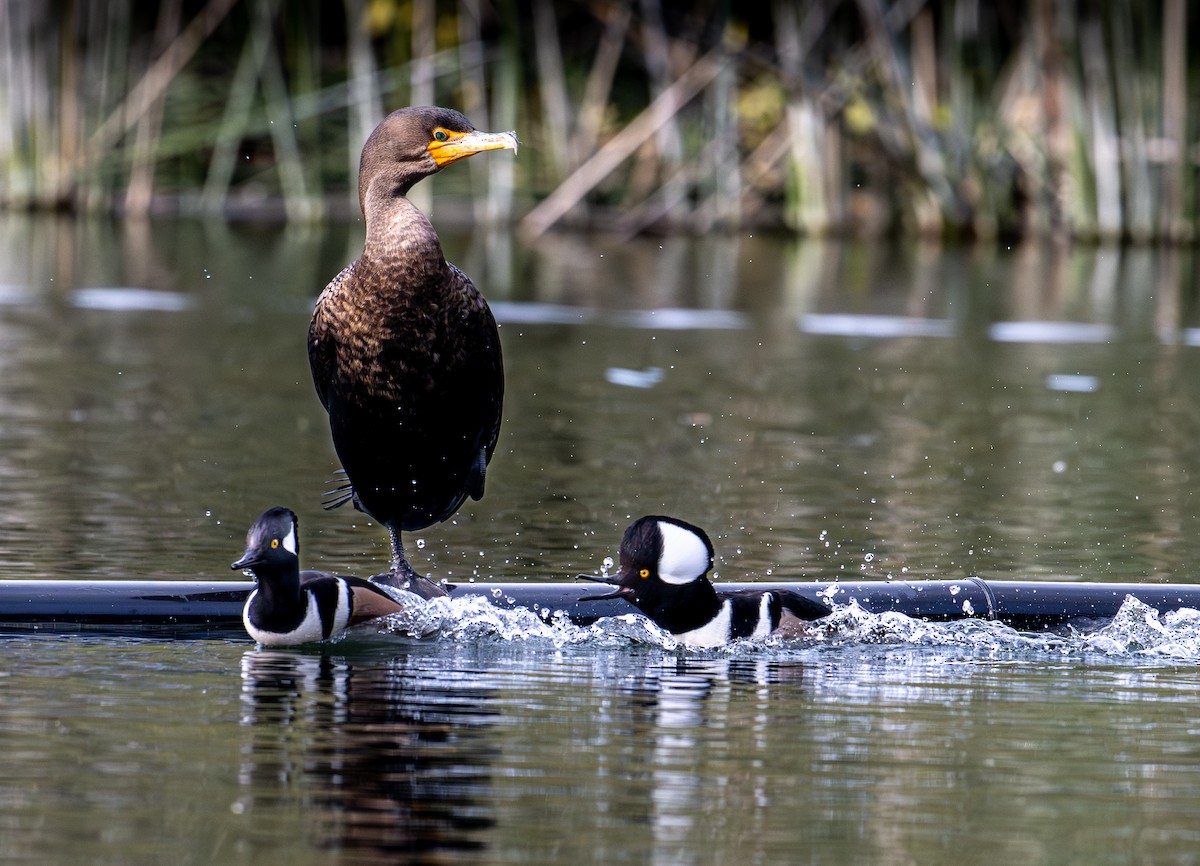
[416,538,426,549]
[864,553,874,563]
[601,556,614,578]
[950,584,961,596]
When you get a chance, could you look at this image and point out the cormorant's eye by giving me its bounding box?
[271,539,280,549]
[433,129,448,142]
[639,568,650,578]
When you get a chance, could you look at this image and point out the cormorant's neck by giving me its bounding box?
[634,579,723,634]
[361,172,445,268]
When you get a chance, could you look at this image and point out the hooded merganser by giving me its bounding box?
[232,506,412,646]
[579,516,832,648]
[309,106,517,598]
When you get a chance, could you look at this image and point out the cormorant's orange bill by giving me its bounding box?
[428,128,519,167]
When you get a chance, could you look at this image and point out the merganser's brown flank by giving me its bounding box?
[309,106,517,597]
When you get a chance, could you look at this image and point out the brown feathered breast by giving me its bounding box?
[308,106,509,536]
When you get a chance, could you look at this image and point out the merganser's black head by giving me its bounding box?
[358,105,519,208]
[232,506,300,580]
[579,516,830,643]
[579,515,716,608]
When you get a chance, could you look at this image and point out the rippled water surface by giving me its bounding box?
[2,215,1200,863]
[5,618,1200,866]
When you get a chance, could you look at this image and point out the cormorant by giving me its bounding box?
[309,106,517,597]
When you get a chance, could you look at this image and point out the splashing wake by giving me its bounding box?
[345,592,1200,662]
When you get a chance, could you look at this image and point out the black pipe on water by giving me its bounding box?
[0,577,1198,637]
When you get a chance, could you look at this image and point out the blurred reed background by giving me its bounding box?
[0,0,1194,242]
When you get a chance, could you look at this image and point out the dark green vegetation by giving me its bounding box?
[2,1,1196,241]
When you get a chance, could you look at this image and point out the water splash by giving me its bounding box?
[1081,595,1200,658]
[807,595,1200,660]
[808,600,1069,654]
[368,595,678,650]
[346,592,1200,661]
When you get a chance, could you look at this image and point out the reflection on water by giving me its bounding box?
[3,214,1200,863]
[623,657,817,866]
[230,595,1200,863]
[4,628,1200,864]
[0,216,1199,591]
[238,650,494,863]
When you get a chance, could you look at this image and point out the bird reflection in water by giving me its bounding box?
[237,649,496,863]
[606,658,815,866]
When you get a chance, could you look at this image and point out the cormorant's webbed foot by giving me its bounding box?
[368,526,450,598]
[370,567,449,599]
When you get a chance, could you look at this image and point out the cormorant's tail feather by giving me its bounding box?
[322,472,355,511]
[322,490,354,510]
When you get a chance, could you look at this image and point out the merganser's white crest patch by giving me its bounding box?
[677,600,732,648]
[282,524,297,555]
[656,520,710,585]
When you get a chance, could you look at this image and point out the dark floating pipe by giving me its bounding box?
[1,577,1199,638]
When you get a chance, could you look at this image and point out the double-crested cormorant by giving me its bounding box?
[309,106,517,597]
[232,506,412,646]
[579,516,832,647]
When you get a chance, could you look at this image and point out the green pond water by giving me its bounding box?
[1,214,1200,864]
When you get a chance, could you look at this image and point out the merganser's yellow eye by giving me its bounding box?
[639,568,650,578]
[271,539,279,549]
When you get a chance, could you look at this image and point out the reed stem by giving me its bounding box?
[0,1,1193,244]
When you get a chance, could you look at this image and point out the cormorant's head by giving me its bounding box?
[232,506,300,579]
[359,106,519,208]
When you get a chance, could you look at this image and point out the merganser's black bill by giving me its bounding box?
[575,573,630,602]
